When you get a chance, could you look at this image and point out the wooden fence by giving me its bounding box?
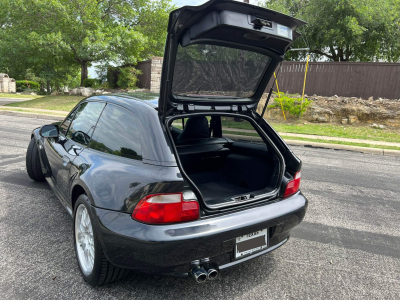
[267,62,400,99]
[136,60,151,90]
[139,59,400,99]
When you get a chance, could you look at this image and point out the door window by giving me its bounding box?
[60,107,79,135]
[66,101,106,145]
[90,104,142,160]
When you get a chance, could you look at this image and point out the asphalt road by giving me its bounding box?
[0,114,399,300]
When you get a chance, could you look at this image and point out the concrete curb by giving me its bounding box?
[284,139,400,157]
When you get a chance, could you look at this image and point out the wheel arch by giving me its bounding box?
[70,180,95,210]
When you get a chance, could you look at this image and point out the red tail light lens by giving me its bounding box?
[132,193,199,224]
[283,171,301,198]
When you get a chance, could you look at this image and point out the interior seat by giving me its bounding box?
[177,116,210,142]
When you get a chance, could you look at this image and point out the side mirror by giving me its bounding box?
[40,125,59,138]
[71,131,90,146]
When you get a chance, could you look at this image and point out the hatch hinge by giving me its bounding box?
[177,103,196,112]
[231,105,245,113]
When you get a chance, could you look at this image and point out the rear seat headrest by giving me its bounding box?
[177,116,210,141]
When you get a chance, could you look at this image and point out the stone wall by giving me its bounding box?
[0,78,9,93]
[0,74,16,93]
[150,57,163,93]
[8,79,16,93]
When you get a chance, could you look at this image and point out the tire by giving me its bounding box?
[73,195,129,286]
[26,138,46,182]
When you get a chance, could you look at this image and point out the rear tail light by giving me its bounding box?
[283,171,301,198]
[132,192,199,224]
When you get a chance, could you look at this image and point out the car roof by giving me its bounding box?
[86,92,160,111]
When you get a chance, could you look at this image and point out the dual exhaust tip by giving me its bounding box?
[190,261,219,283]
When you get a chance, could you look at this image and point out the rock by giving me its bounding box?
[348,115,358,125]
[368,96,373,101]
[130,88,150,93]
[81,87,93,97]
[95,89,103,95]
[307,107,333,123]
[341,118,348,125]
[16,92,21,95]
[317,116,328,122]
[30,92,37,95]
[334,95,338,98]
[303,122,308,125]
[69,87,93,97]
[378,124,386,129]
[371,123,379,128]
[51,92,58,96]
[102,91,111,94]
[69,88,79,95]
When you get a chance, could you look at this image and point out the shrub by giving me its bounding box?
[15,80,40,92]
[117,67,142,89]
[269,92,313,118]
[83,78,101,88]
[107,66,119,89]
[101,81,110,89]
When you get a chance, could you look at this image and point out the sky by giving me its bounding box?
[88,0,260,78]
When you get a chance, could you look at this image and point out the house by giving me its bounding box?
[0,73,16,93]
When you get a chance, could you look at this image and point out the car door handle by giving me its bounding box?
[62,156,70,166]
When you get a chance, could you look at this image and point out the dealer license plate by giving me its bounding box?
[235,228,268,259]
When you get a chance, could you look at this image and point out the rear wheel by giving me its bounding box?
[26,138,46,182]
[73,195,129,286]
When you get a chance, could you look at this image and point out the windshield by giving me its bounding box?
[172,44,272,98]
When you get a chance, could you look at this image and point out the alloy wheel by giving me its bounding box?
[75,204,95,276]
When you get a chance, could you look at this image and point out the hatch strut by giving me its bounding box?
[258,62,282,124]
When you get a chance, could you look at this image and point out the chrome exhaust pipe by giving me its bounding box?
[203,262,219,280]
[190,265,208,283]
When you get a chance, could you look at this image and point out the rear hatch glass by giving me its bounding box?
[172,44,272,98]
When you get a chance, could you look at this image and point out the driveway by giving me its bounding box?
[0,114,399,300]
[0,98,29,106]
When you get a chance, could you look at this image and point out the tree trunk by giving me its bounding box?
[46,80,51,94]
[80,61,88,86]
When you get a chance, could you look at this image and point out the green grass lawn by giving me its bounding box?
[0,93,44,99]
[220,117,400,143]
[5,95,84,111]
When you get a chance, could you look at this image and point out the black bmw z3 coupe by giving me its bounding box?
[26,0,307,286]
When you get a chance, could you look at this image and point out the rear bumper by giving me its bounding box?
[93,192,307,275]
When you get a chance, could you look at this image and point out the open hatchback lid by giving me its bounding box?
[158,0,306,118]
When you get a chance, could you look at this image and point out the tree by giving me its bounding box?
[1,0,174,86]
[262,0,400,62]
[0,2,80,92]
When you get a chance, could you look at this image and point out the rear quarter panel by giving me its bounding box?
[70,150,184,212]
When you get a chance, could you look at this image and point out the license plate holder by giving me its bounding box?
[235,228,268,259]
